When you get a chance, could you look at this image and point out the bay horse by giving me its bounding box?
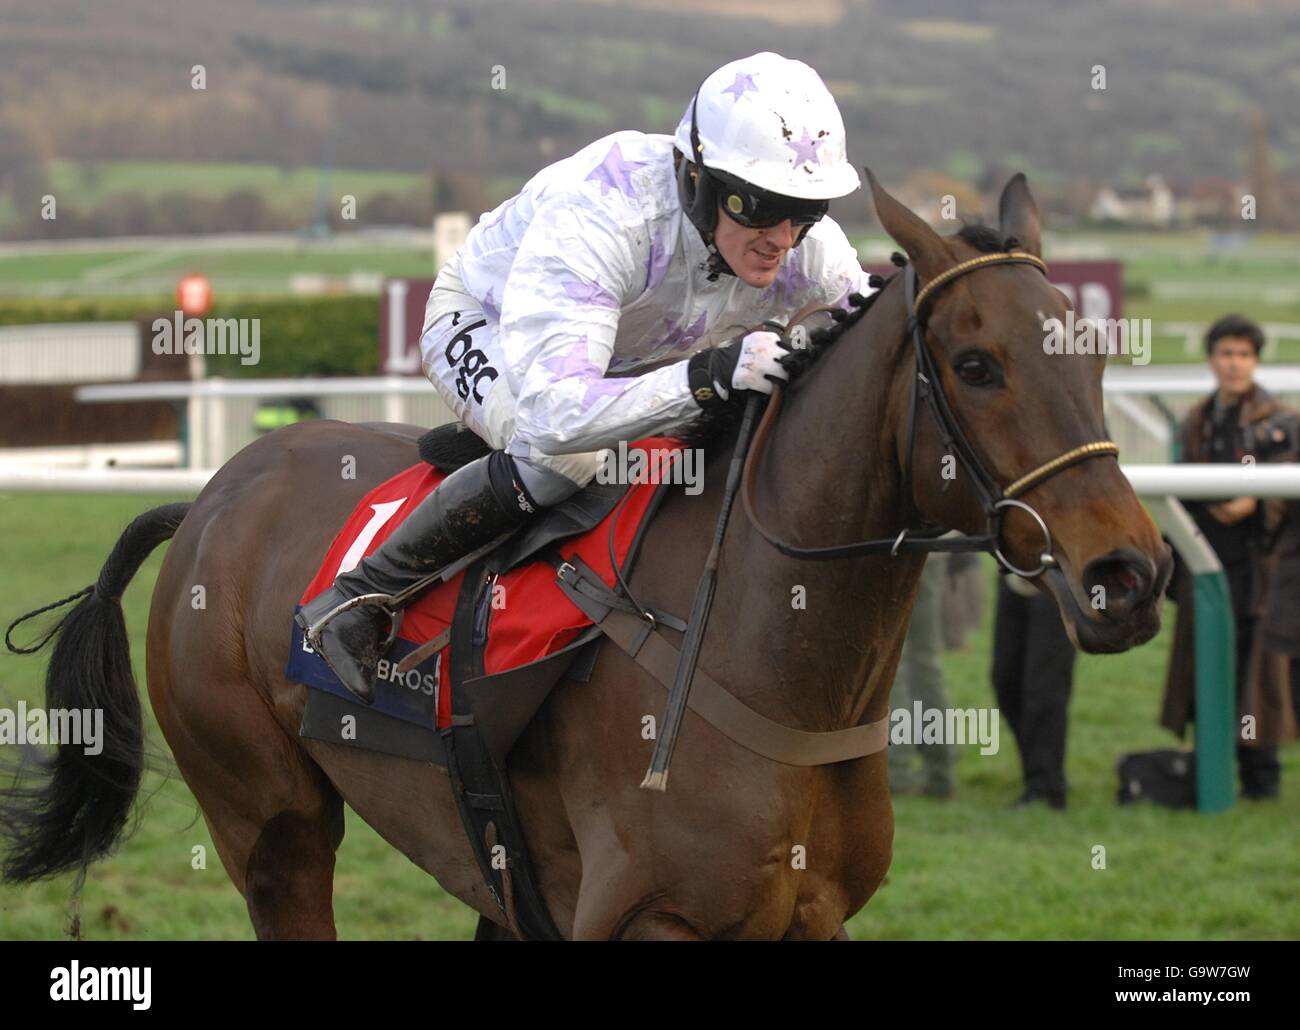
[2,173,1171,939]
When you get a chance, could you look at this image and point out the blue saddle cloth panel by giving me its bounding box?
[286,605,442,729]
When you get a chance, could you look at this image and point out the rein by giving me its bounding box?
[743,251,1120,577]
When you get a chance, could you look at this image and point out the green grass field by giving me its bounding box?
[0,160,435,253]
[0,242,439,300]
[6,225,1300,363]
[0,492,1295,940]
[44,161,426,210]
[862,229,1300,365]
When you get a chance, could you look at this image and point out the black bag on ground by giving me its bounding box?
[1116,749,1196,808]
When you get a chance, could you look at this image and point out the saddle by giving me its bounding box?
[290,424,683,939]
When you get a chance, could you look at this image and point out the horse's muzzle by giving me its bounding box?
[1042,541,1172,653]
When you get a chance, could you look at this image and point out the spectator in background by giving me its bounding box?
[991,572,1077,810]
[942,549,985,652]
[1258,494,1300,743]
[1162,314,1299,799]
[888,554,957,798]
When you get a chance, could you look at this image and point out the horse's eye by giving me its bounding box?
[955,352,995,387]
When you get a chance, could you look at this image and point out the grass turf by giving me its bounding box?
[0,491,1295,939]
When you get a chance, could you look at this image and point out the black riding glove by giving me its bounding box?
[687,330,790,410]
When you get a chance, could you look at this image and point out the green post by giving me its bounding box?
[1142,497,1235,814]
[1191,570,1236,813]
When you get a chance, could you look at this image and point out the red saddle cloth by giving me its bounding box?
[298,439,682,728]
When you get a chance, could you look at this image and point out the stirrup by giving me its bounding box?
[302,529,516,652]
[303,592,405,653]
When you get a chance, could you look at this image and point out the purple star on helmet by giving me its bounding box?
[538,335,633,407]
[480,286,501,321]
[784,128,824,168]
[662,311,708,352]
[585,142,647,199]
[562,276,620,309]
[721,71,758,102]
[645,229,671,291]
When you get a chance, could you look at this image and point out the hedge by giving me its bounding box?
[0,295,380,378]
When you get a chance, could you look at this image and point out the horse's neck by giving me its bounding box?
[716,284,926,732]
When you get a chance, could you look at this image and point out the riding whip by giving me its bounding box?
[640,389,765,792]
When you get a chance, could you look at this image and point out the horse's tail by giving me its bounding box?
[0,502,191,885]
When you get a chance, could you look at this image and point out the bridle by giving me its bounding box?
[741,250,1120,577]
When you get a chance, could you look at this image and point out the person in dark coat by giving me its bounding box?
[1258,497,1300,739]
[992,571,1077,809]
[1162,314,1300,799]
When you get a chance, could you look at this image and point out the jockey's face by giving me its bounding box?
[712,206,798,289]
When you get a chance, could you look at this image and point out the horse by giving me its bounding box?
[1,172,1171,939]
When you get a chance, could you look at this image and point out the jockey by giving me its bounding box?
[298,51,875,703]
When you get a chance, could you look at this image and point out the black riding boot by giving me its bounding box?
[295,450,538,704]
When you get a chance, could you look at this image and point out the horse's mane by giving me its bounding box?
[679,221,1018,448]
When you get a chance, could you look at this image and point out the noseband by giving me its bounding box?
[742,250,1120,577]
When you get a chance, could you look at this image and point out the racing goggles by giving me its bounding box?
[710,169,829,230]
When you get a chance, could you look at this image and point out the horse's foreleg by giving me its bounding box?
[569,862,708,940]
[615,911,708,941]
[474,914,518,940]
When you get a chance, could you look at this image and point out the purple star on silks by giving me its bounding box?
[784,128,824,168]
[585,142,647,199]
[721,71,758,102]
[479,185,547,232]
[538,335,633,407]
[538,335,598,381]
[662,311,708,352]
[763,259,818,308]
[645,228,671,291]
[480,286,501,321]
[480,197,515,232]
[562,277,620,309]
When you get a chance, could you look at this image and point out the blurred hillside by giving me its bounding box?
[1,0,1298,237]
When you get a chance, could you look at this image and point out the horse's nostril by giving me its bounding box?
[1084,549,1155,616]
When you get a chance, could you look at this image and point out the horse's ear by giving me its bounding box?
[863,167,952,281]
[998,173,1041,257]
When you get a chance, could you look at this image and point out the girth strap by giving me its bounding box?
[555,556,889,766]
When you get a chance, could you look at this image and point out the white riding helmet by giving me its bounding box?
[674,52,861,202]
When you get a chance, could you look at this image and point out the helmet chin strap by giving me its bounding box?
[702,236,736,281]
